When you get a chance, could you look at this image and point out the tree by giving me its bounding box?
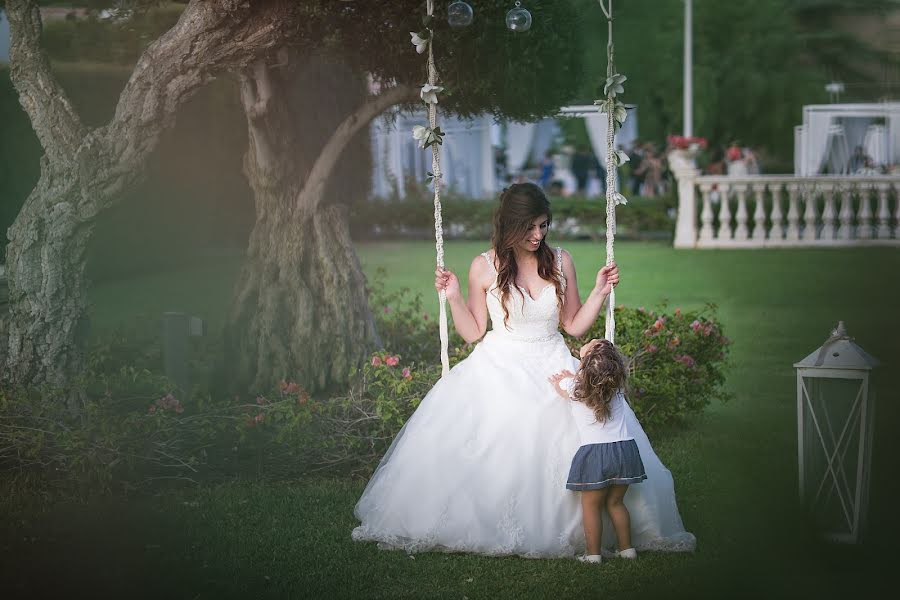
[223,0,586,393]
[2,0,586,394]
[1,0,302,391]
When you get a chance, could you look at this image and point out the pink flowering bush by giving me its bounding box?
[565,303,731,430]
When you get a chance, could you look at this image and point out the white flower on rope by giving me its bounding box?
[410,30,430,54]
[420,83,444,104]
[604,73,627,97]
[412,125,445,149]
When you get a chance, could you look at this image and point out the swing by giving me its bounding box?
[416,0,628,375]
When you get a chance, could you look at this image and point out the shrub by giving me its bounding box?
[350,194,675,241]
[564,304,731,430]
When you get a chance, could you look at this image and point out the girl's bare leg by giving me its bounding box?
[581,488,608,555]
[605,484,632,551]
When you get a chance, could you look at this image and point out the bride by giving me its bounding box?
[352,183,696,557]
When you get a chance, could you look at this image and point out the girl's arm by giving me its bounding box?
[434,256,492,343]
[557,250,619,338]
[548,370,576,400]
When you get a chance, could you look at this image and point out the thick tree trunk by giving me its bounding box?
[223,59,414,393]
[225,198,378,393]
[3,168,97,387]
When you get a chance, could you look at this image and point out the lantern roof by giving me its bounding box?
[794,322,881,371]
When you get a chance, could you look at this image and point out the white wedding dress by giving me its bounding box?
[352,251,696,558]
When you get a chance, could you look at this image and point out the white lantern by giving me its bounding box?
[794,321,880,543]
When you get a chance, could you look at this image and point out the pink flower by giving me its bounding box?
[285,382,300,394]
[371,356,383,367]
[297,392,309,405]
[254,413,265,424]
[638,306,646,313]
[278,379,289,392]
[674,354,696,368]
[674,308,681,316]
[690,320,702,332]
[402,367,412,380]
[175,405,184,414]
[646,344,658,353]
[652,317,666,331]
[256,395,266,405]
[667,336,680,349]
[386,355,400,367]
[383,306,392,314]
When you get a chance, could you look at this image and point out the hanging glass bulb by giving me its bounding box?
[506,1,532,32]
[447,1,474,28]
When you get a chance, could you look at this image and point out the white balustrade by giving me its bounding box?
[672,173,900,248]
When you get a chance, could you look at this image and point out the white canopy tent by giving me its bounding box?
[794,103,900,175]
[370,105,639,199]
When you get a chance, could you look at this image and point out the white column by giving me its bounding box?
[752,184,767,243]
[673,168,700,248]
[683,0,693,138]
[698,183,715,245]
[837,185,853,240]
[821,183,837,242]
[733,184,749,241]
[786,183,801,242]
[876,183,891,239]
[481,115,496,198]
[769,184,785,241]
[802,184,819,242]
[717,182,733,241]
[857,185,874,239]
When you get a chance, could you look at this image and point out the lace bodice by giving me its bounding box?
[481,248,566,343]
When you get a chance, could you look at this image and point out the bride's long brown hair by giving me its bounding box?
[491,183,564,328]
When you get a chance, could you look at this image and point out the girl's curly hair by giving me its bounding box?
[572,339,627,422]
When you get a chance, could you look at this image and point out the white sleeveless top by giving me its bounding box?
[480,247,565,343]
[564,383,636,446]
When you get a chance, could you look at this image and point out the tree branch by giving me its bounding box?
[298,83,417,211]
[5,0,87,166]
[104,0,301,169]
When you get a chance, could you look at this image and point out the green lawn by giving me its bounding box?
[3,241,899,599]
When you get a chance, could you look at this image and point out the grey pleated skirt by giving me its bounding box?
[566,439,647,490]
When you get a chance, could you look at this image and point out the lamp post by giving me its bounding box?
[794,321,880,543]
[683,0,693,138]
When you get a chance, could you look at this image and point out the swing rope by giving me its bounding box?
[598,0,620,344]
[424,0,451,376]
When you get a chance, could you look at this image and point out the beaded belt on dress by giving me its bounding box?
[488,330,560,343]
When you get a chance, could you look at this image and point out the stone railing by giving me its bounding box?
[672,171,900,248]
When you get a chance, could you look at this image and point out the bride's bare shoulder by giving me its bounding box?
[469,250,497,287]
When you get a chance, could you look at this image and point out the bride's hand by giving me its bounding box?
[595,262,620,296]
[435,267,462,301]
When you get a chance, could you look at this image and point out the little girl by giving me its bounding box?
[549,338,646,564]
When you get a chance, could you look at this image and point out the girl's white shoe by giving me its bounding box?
[577,554,603,564]
[601,547,638,559]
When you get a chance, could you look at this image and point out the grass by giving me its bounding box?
[3,240,899,599]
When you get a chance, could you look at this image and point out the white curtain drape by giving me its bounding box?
[803,112,834,175]
[839,117,874,156]
[825,125,849,174]
[584,113,611,168]
[528,119,559,166]
[505,122,537,175]
[863,124,887,166]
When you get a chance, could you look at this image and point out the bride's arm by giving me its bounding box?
[435,256,491,343]
[557,250,618,337]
